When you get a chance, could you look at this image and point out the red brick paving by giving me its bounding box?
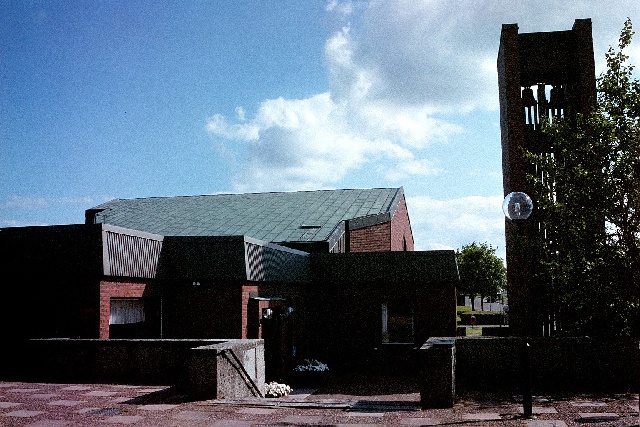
[0,381,637,426]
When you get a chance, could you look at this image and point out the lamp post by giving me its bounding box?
[503,191,534,419]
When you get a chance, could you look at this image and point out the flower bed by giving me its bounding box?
[291,359,329,388]
[293,359,329,372]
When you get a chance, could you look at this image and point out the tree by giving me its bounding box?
[525,18,640,336]
[456,242,506,311]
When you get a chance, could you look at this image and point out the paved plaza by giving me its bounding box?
[0,380,637,426]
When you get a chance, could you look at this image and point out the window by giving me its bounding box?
[381,300,414,343]
[109,299,145,325]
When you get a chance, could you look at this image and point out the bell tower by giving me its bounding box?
[497,19,596,336]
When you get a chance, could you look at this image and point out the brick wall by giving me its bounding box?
[454,337,640,394]
[242,284,259,339]
[99,281,148,339]
[350,222,391,252]
[391,195,414,251]
[349,195,414,252]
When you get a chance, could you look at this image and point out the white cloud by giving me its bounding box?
[207,1,640,194]
[205,0,640,249]
[325,0,354,17]
[207,89,459,192]
[384,158,441,182]
[407,195,506,260]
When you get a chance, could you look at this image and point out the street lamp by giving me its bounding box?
[503,192,533,220]
[503,191,534,419]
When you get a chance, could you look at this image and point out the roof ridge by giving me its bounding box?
[102,187,402,202]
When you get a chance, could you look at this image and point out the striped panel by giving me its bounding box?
[245,240,308,282]
[104,230,163,279]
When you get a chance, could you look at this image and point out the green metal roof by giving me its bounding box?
[87,188,404,244]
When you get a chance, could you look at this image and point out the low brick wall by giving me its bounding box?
[480,326,510,336]
[420,336,639,407]
[455,337,640,394]
[22,339,264,399]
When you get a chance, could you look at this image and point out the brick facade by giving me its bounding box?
[99,280,148,339]
[350,222,392,252]
[391,195,414,251]
[349,195,414,252]
[242,284,259,339]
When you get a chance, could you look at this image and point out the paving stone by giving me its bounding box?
[333,424,380,427]
[518,406,558,414]
[102,415,145,424]
[76,407,102,414]
[60,386,92,391]
[172,410,214,420]
[526,421,567,427]
[211,421,253,427]
[287,390,314,400]
[281,415,323,424]
[534,406,558,414]
[47,400,86,407]
[8,388,41,393]
[83,391,119,397]
[87,408,124,416]
[0,401,22,408]
[463,412,502,421]
[400,417,440,425]
[2,410,45,417]
[138,404,178,411]
[30,394,59,399]
[136,388,167,394]
[577,412,620,422]
[237,407,279,415]
[24,420,72,427]
[333,424,379,427]
[110,397,132,403]
[570,400,607,407]
[345,411,385,417]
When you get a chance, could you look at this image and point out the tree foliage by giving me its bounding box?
[525,18,640,336]
[456,242,506,310]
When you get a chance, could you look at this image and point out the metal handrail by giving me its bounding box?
[221,349,264,398]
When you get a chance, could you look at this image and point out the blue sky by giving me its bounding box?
[2,1,639,261]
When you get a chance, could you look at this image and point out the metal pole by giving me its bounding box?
[521,338,532,417]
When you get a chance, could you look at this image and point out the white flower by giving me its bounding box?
[265,381,291,398]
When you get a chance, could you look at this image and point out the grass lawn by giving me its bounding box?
[466,327,482,335]
[457,306,504,336]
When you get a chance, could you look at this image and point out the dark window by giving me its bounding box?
[381,300,413,343]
